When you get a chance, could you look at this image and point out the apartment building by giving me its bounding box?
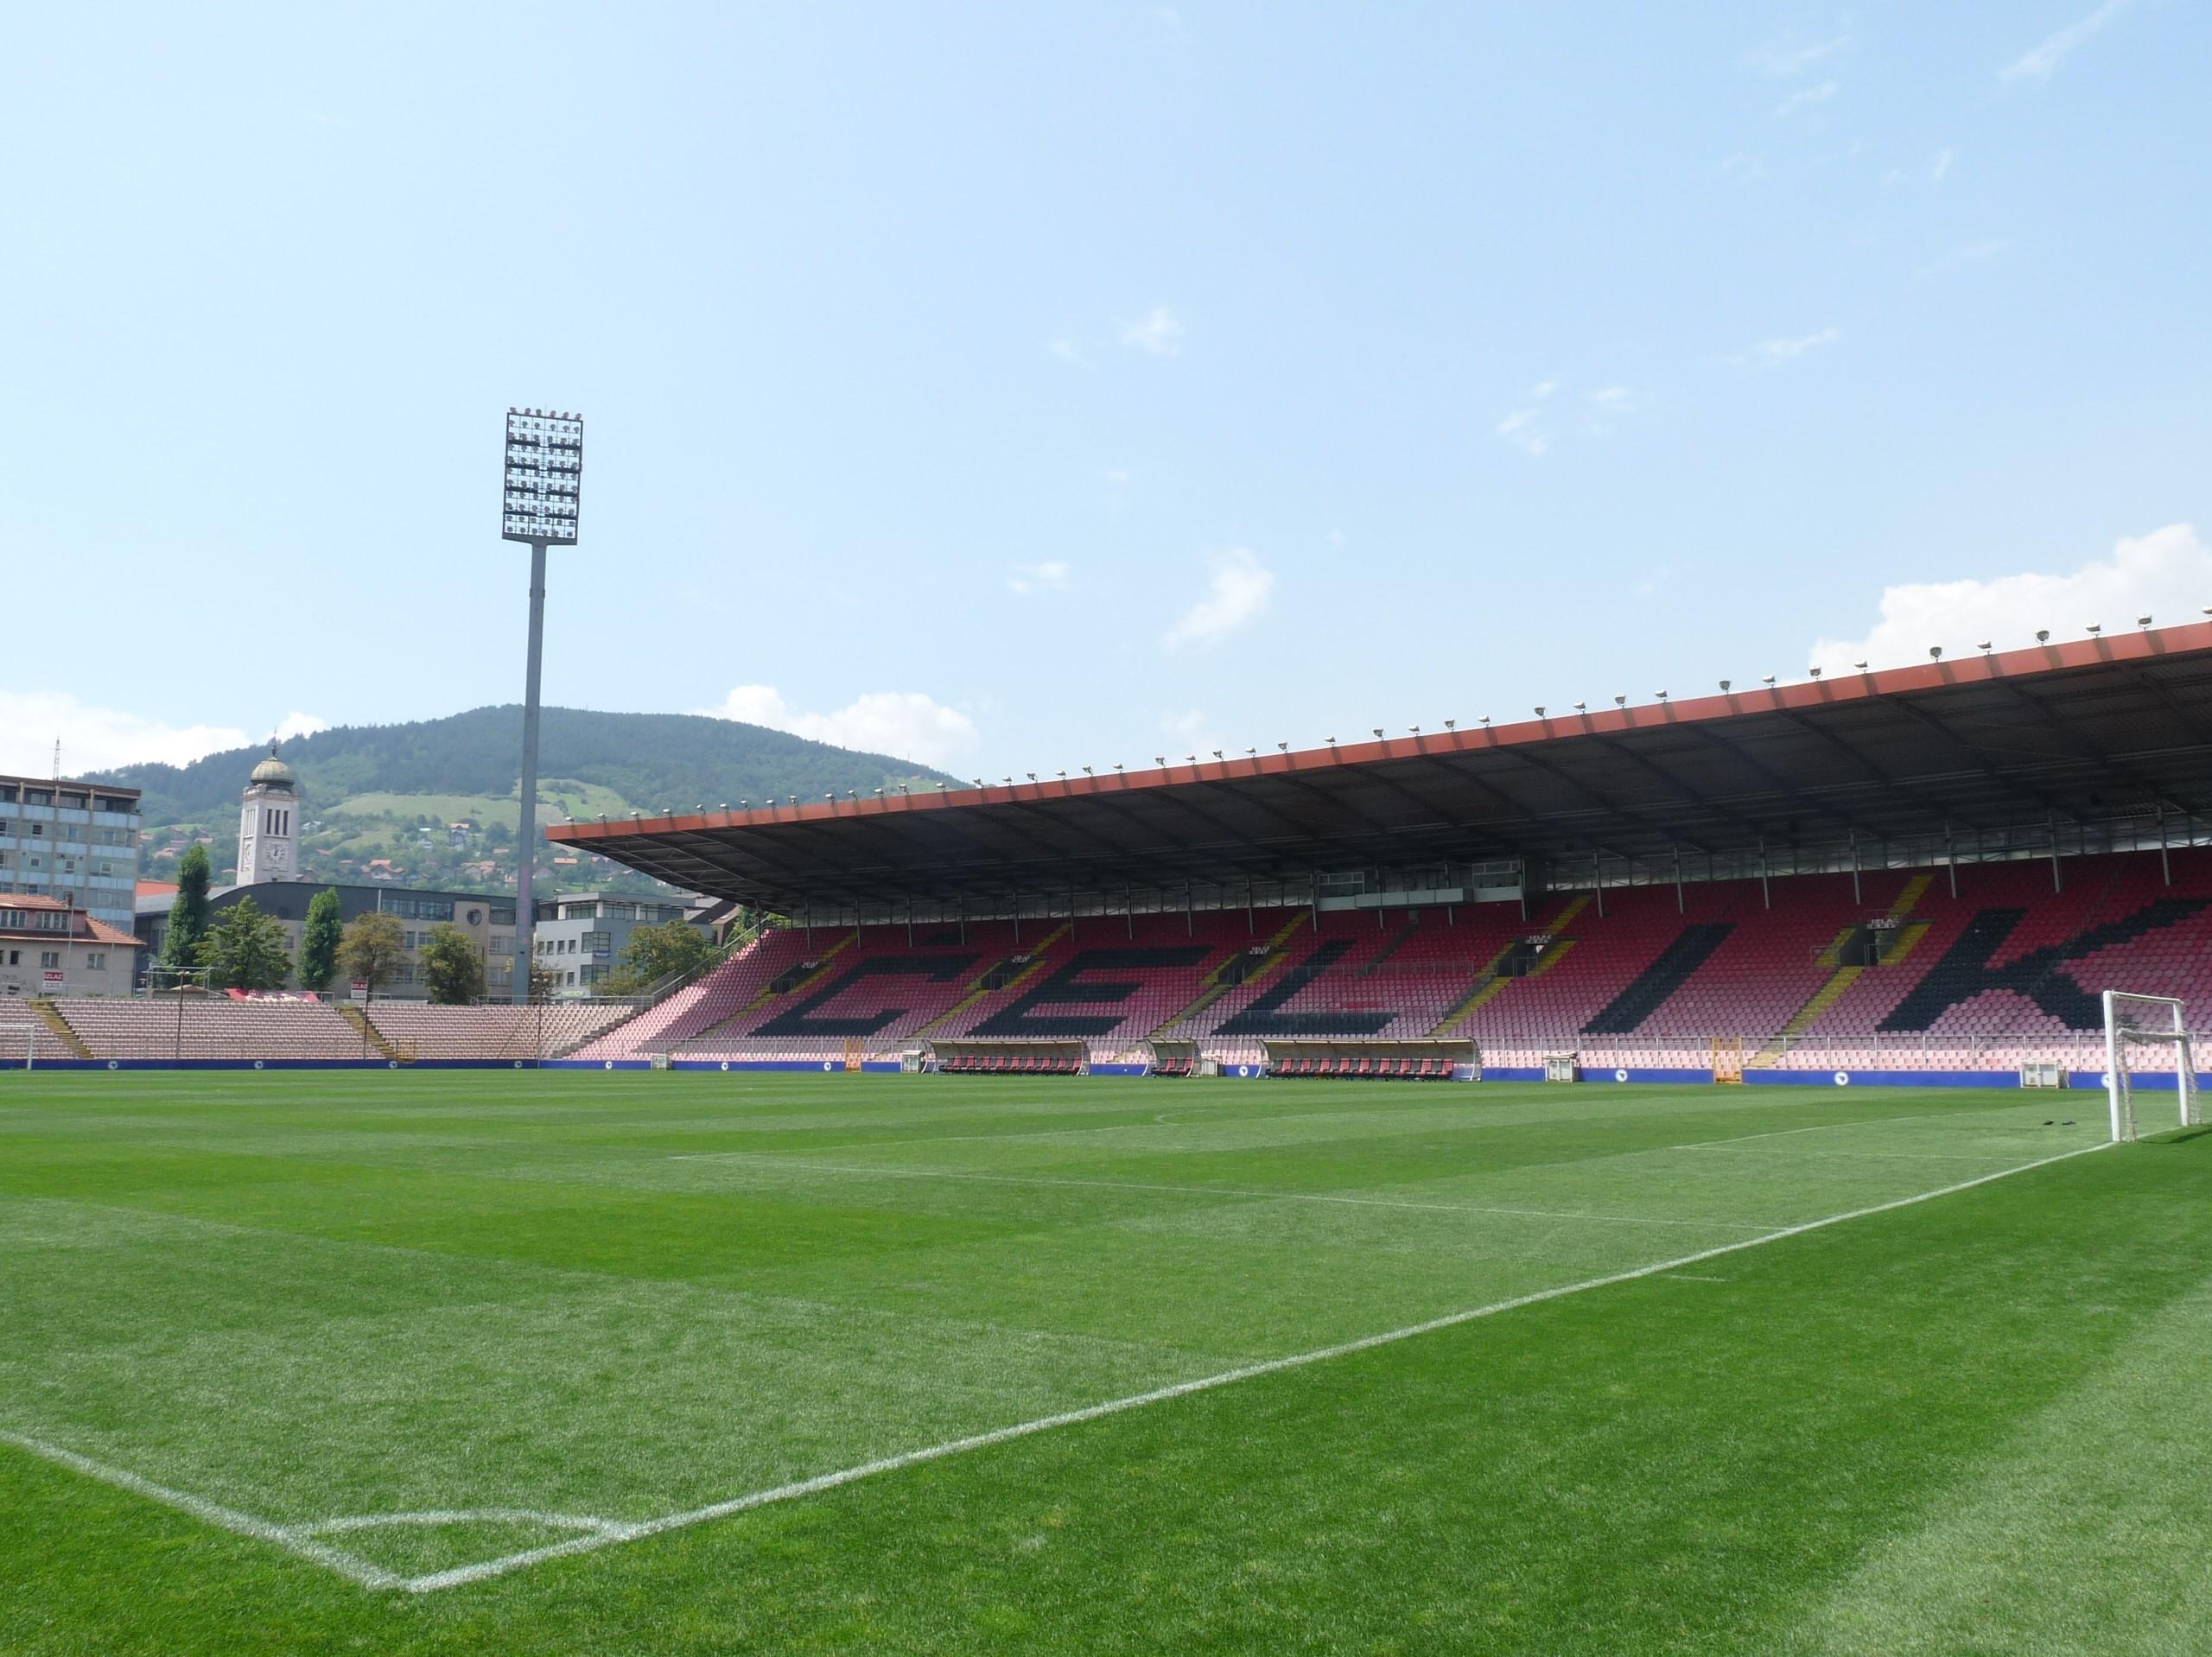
[0,774,143,934]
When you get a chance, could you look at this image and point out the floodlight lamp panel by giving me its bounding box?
[500,406,585,544]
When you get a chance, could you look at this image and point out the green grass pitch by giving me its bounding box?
[3,1070,2207,1654]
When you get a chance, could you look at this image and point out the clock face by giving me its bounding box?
[266,842,289,867]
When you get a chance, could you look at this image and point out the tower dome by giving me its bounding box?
[250,748,296,789]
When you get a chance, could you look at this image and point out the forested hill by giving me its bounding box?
[97,706,963,829]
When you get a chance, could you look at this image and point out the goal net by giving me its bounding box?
[2101,990,2202,1143]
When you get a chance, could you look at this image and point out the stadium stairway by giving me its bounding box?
[1154,911,1310,1036]
[914,923,1072,1038]
[30,1000,92,1058]
[1750,873,1934,1066]
[1429,893,1589,1035]
[340,1005,404,1061]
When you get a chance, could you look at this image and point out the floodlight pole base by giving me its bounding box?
[513,538,549,1006]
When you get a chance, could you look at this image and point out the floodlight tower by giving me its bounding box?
[501,408,584,1005]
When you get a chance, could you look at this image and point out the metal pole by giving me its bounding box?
[512,538,549,1005]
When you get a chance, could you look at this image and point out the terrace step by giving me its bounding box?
[340,1004,404,1062]
[1430,893,1591,1034]
[915,923,1074,1038]
[30,999,92,1059]
[1153,911,1310,1036]
[1751,873,1936,1066]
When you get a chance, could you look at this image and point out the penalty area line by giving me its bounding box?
[407,1139,2111,1593]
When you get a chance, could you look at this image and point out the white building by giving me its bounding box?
[236,746,300,886]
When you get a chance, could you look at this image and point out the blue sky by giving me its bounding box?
[3,2,2208,778]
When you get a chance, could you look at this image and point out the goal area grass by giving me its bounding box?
[3,1070,2207,1654]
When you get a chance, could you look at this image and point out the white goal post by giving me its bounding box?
[2101,990,2202,1143]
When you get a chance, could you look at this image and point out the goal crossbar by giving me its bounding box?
[2101,990,2202,1143]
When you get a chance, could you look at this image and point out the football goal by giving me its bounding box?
[2101,990,2202,1143]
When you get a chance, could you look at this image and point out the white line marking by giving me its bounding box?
[0,1430,402,1590]
[3,1140,2108,1596]
[1661,1273,1730,1284]
[407,1140,2107,1592]
[1669,1104,2004,1150]
[666,1152,1768,1231]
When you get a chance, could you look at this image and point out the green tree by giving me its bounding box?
[194,897,295,992]
[336,911,407,999]
[299,888,343,992]
[601,920,717,995]
[158,844,213,980]
[418,923,486,1005]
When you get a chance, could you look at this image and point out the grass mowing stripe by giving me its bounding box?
[400,1139,2111,1594]
[665,1151,1777,1229]
[0,1431,401,1591]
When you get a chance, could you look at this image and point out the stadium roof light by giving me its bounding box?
[1719,680,1731,692]
[1928,647,1942,661]
[1572,702,1586,713]
[2138,614,2153,629]
[1761,675,1777,686]
[1977,641,1993,653]
[1654,691,1668,701]
[2036,631,2050,643]
[1808,667,1822,679]
[1479,715,1491,725]
[1442,720,1455,730]
[1612,695,1626,707]
[1275,741,1288,751]
[1027,771,1038,781]
[1372,727,1385,739]
[1212,750,1224,760]
[2086,622,2102,636]
[1156,756,1167,766]
[1853,659,1868,670]
[1533,706,1545,717]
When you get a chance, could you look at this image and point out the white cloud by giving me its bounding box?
[1929,147,1955,183]
[1007,561,1071,595]
[1809,524,2212,673]
[1917,238,2009,278]
[1746,327,1840,366]
[274,711,328,740]
[1719,152,1768,183]
[1121,305,1185,357]
[1164,549,1274,650]
[1746,31,1853,76]
[0,693,251,775]
[2002,0,2130,82]
[1049,338,1090,368]
[694,686,979,769]
[1588,384,1632,414]
[1495,407,1549,457]
[1775,79,1840,117]
[1159,708,1218,759]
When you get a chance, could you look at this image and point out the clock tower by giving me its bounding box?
[238,745,300,886]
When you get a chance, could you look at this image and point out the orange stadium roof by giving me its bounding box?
[549,623,2212,913]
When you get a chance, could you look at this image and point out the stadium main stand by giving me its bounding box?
[563,848,2212,1072]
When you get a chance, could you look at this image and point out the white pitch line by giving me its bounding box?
[664,1151,1770,1231]
[1669,1105,2005,1150]
[404,1139,2108,1593]
[0,1430,401,1590]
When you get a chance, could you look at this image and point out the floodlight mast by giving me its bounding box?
[502,408,583,1006]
